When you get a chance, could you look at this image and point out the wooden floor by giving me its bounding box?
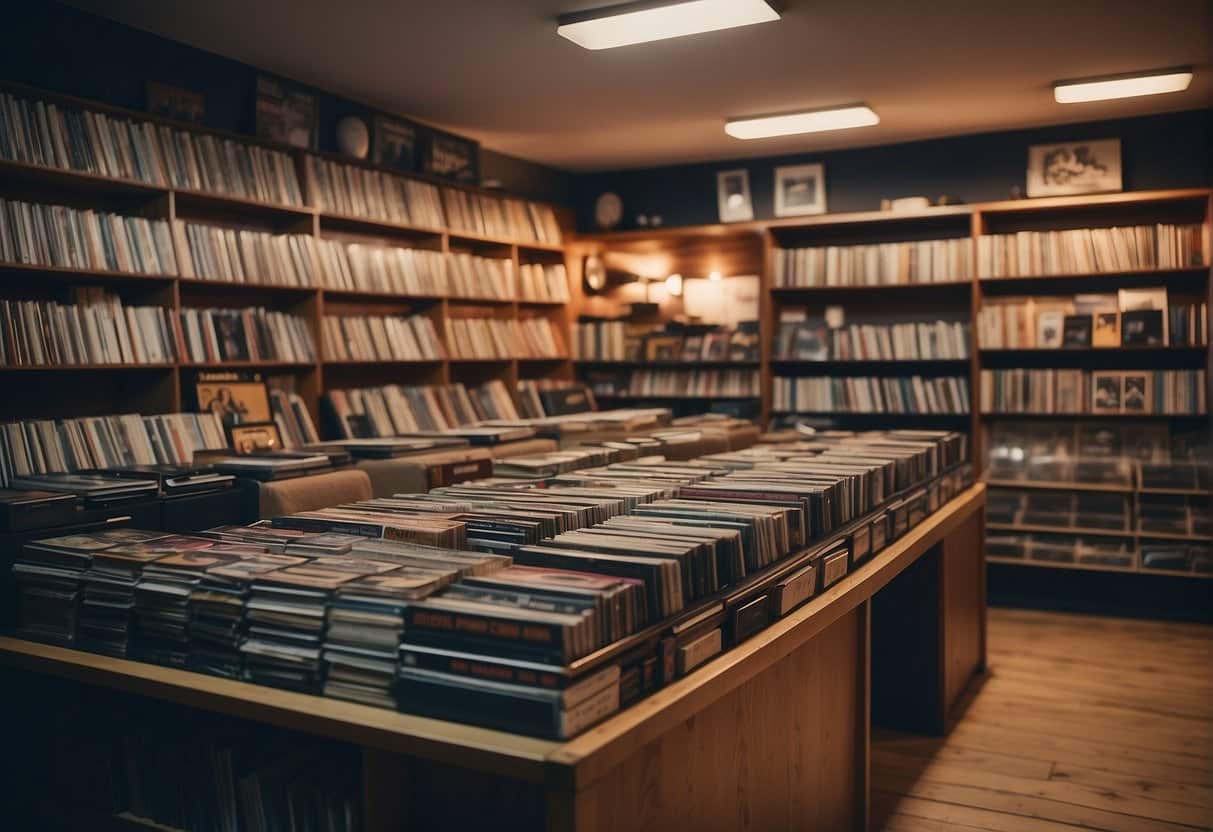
[873,607,1213,832]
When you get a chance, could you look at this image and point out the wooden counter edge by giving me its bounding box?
[0,635,558,784]
[547,483,986,790]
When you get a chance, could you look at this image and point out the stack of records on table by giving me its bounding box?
[241,557,397,693]
[7,473,159,506]
[130,536,248,666]
[322,564,460,707]
[305,436,468,459]
[398,563,647,738]
[206,451,336,481]
[14,530,163,645]
[188,550,309,678]
[78,531,180,656]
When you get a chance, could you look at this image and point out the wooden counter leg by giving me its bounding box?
[855,599,871,832]
[939,507,987,729]
[561,607,867,832]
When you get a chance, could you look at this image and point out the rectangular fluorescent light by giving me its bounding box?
[726,105,879,140]
[557,0,779,51]
[1054,68,1192,103]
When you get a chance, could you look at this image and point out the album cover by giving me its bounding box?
[1062,314,1093,348]
[1091,371,1122,414]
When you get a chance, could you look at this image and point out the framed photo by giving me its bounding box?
[195,376,272,427]
[1121,374,1153,414]
[255,75,318,150]
[1027,138,1121,197]
[230,423,283,454]
[372,114,419,172]
[421,127,480,184]
[644,335,683,361]
[774,163,826,217]
[145,81,204,124]
[1091,372,1123,414]
[716,169,754,223]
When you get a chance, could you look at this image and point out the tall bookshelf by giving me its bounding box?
[575,189,1212,581]
[0,83,575,429]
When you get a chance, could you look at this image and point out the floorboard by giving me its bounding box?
[874,607,1213,832]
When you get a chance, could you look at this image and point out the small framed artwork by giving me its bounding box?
[1121,374,1153,414]
[195,376,272,427]
[1091,371,1123,414]
[145,81,204,124]
[255,75,318,150]
[774,163,826,217]
[1026,138,1121,197]
[421,127,480,184]
[644,335,683,361]
[716,169,754,223]
[372,114,419,172]
[230,423,283,454]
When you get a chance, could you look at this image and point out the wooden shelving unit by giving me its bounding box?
[576,188,1212,579]
[0,84,575,426]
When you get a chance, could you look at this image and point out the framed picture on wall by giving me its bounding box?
[421,127,480,184]
[372,114,419,172]
[774,163,826,217]
[254,75,318,150]
[1026,138,1122,197]
[716,169,754,223]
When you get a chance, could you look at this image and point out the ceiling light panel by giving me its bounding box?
[1054,68,1193,103]
[725,105,880,140]
[557,0,779,50]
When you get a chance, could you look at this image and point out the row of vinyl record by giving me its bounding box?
[979,369,1208,414]
[985,422,1209,491]
[518,263,571,302]
[572,323,761,363]
[774,317,970,361]
[771,238,972,287]
[445,317,567,359]
[0,91,564,241]
[517,380,594,419]
[986,531,1210,574]
[0,197,178,275]
[178,307,316,364]
[321,314,443,362]
[306,155,561,243]
[0,291,177,366]
[976,223,1205,278]
[0,412,227,487]
[0,91,304,206]
[11,430,967,737]
[773,375,971,414]
[977,289,1207,349]
[325,381,517,436]
[440,187,563,244]
[625,369,760,398]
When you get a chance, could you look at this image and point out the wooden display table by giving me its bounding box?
[0,484,986,832]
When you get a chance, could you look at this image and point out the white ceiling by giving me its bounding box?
[69,0,1213,172]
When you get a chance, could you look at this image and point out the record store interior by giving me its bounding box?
[1,2,1211,830]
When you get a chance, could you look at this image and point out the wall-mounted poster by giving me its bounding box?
[255,75,318,150]
[372,114,419,172]
[422,127,480,184]
[1027,138,1122,197]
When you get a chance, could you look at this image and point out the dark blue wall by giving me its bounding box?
[1,2,571,204]
[572,110,1213,231]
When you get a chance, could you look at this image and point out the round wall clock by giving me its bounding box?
[594,192,623,230]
